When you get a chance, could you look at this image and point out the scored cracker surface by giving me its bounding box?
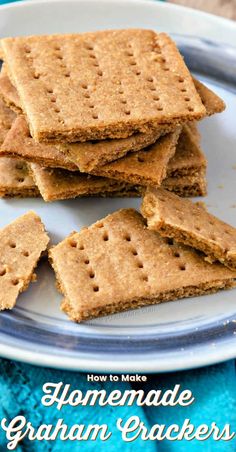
[0,157,39,198]
[49,209,236,321]
[1,30,206,142]
[142,187,236,270]
[0,211,49,310]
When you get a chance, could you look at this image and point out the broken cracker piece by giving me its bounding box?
[193,78,225,116]
[142,187,236,270]
[0,211,49,310]
[49,209,236,322]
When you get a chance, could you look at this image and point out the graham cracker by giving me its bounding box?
[163,172,207,197]
[49,209,236,322]
[0,97,16,144]
[0,116,78,171]
[0,211,49,310]
[1,30,206,143]
[141,187,236,270]
[193,78,225,116]
[54,79,220,171]
[57,126,173,171]
[29,121,207,202]
[0,64,22,114]
[0,71,223,121]
[0,73,222,173]
[92,127,181,187]
[29,163,132,202]
[0,157,39,198]
[1,116,172,172]
[166,123,207,178]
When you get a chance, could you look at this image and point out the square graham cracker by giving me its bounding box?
[0,157,40,198]
[0,211,49,310]
[1,30,206,143]
[29,164,132,202]
[49,209,236,322]
[141,187,236,270]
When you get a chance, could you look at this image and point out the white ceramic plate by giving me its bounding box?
[0,0,236,372]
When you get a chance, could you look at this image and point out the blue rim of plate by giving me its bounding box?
[0,34,236,373]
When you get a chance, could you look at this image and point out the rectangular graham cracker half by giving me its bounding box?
[49,209,236,322]
[91,127,181,187]
[1,30,206,142]
[0,157,40,198]
[29,163,133,202]
[141,187,236,270]
[0,115,174,172]
[0,211,49,310]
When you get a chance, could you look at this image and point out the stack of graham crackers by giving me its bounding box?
[0,30,225,201]
[0,29,235,322]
